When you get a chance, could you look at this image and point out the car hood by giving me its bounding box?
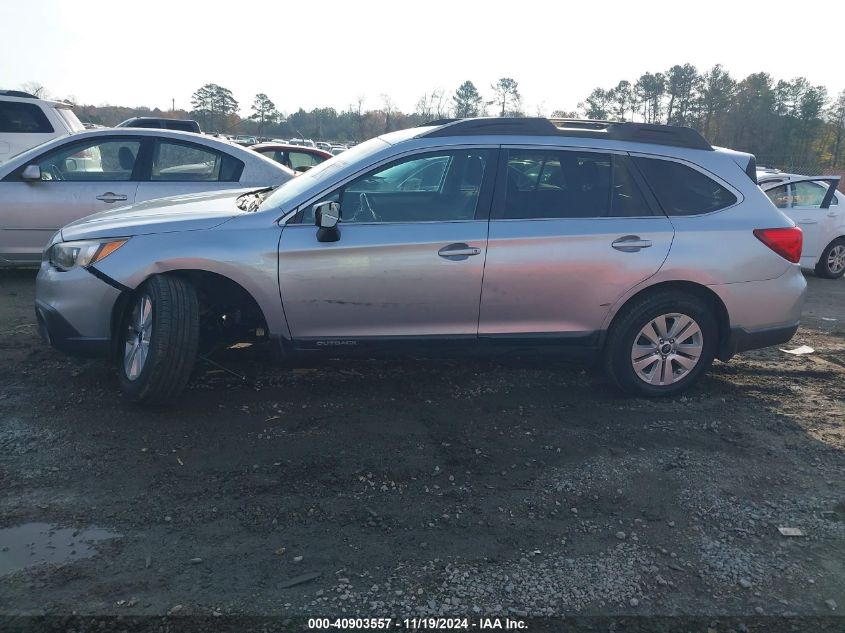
[61,188,257,241]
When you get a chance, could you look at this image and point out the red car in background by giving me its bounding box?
[250,143,332,173]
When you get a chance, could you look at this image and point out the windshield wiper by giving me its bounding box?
[236,186,277,212]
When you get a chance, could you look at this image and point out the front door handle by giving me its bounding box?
[612,235,653,252]
[438,243,481,260]
[96,192,128,203]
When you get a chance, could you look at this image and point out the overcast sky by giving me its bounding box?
[2,0,843,116]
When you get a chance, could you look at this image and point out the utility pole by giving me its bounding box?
[171,98,175,112]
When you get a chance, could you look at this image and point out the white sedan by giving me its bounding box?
[0,128,295,266]
[758,169,844,278]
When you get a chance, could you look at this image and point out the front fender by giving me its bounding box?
[93,225,291,341]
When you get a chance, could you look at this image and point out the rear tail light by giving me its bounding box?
[753,227,802,263]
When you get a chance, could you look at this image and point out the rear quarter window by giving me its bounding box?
[54,107,85,132]
[0,102,54,133]
[634,157,737,216]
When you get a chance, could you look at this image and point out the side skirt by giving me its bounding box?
[284,332,603,362]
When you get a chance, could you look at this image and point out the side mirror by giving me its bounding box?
[21,165,42,181]
[313,201,340,242]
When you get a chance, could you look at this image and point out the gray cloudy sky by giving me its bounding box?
[2,0,843,115]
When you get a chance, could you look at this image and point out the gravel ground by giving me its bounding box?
[0,269,843,620]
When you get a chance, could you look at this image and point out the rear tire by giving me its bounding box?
[117,275,199,404]
[814,238,845,279]
[603,291,718,397]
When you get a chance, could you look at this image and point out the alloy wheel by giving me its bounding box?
[827,244,845,275]
[124,294,153,381]
[630,313,703,386]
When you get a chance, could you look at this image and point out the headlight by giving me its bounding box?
[49,238,128,271]
[42,231,63,262]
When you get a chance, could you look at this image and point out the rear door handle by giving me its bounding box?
[438,243,481,260]
[612,235,652,252]
[96,192,128,203]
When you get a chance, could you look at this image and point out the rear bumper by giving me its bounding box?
[719,322,799,360]
[710,266,806,361]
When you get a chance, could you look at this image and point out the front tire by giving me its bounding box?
[815,238,845,279]
[604,291,718,397]
[117,275,199,404]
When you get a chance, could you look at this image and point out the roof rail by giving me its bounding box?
[0,89,38,99]
[421,117,713,151]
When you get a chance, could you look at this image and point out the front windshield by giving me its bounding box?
[260,135,390,212]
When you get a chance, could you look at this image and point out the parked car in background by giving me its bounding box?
[0,90,85,162]
[287,138,316,148]
[115,117,201,134]
[34,118,805,403]
[250,142,332,172]
[315,141,333,152]
[758,169,843,278]
[233,135,258,146]
[0,128,294,266]
[330,145,348,155]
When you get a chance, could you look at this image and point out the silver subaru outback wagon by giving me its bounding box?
[34,118,806,403]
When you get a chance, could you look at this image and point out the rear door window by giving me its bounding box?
[792,181,828,207]
[289,151,325,170]
[634,157,737,215]
[151,140,243,182]
[498,149,653,219]
[609,156,653,217]
[0,102,54,133]
[255,148,285,164]
[765,181,838,209]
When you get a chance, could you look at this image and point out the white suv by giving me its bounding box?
[0,90,85,162]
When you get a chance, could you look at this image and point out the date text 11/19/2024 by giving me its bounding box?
[307,617,528,630]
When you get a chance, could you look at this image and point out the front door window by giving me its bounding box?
[36,139,141,181]
[301,149,492,224]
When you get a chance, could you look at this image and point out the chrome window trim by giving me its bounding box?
[281,218,487,228]
[489,215,668,223]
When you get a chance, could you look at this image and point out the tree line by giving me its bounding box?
[579,64,845,171]
[183,79,525,141]
[37,66,845,171]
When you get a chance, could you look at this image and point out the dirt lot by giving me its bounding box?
[1,269,844,622]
